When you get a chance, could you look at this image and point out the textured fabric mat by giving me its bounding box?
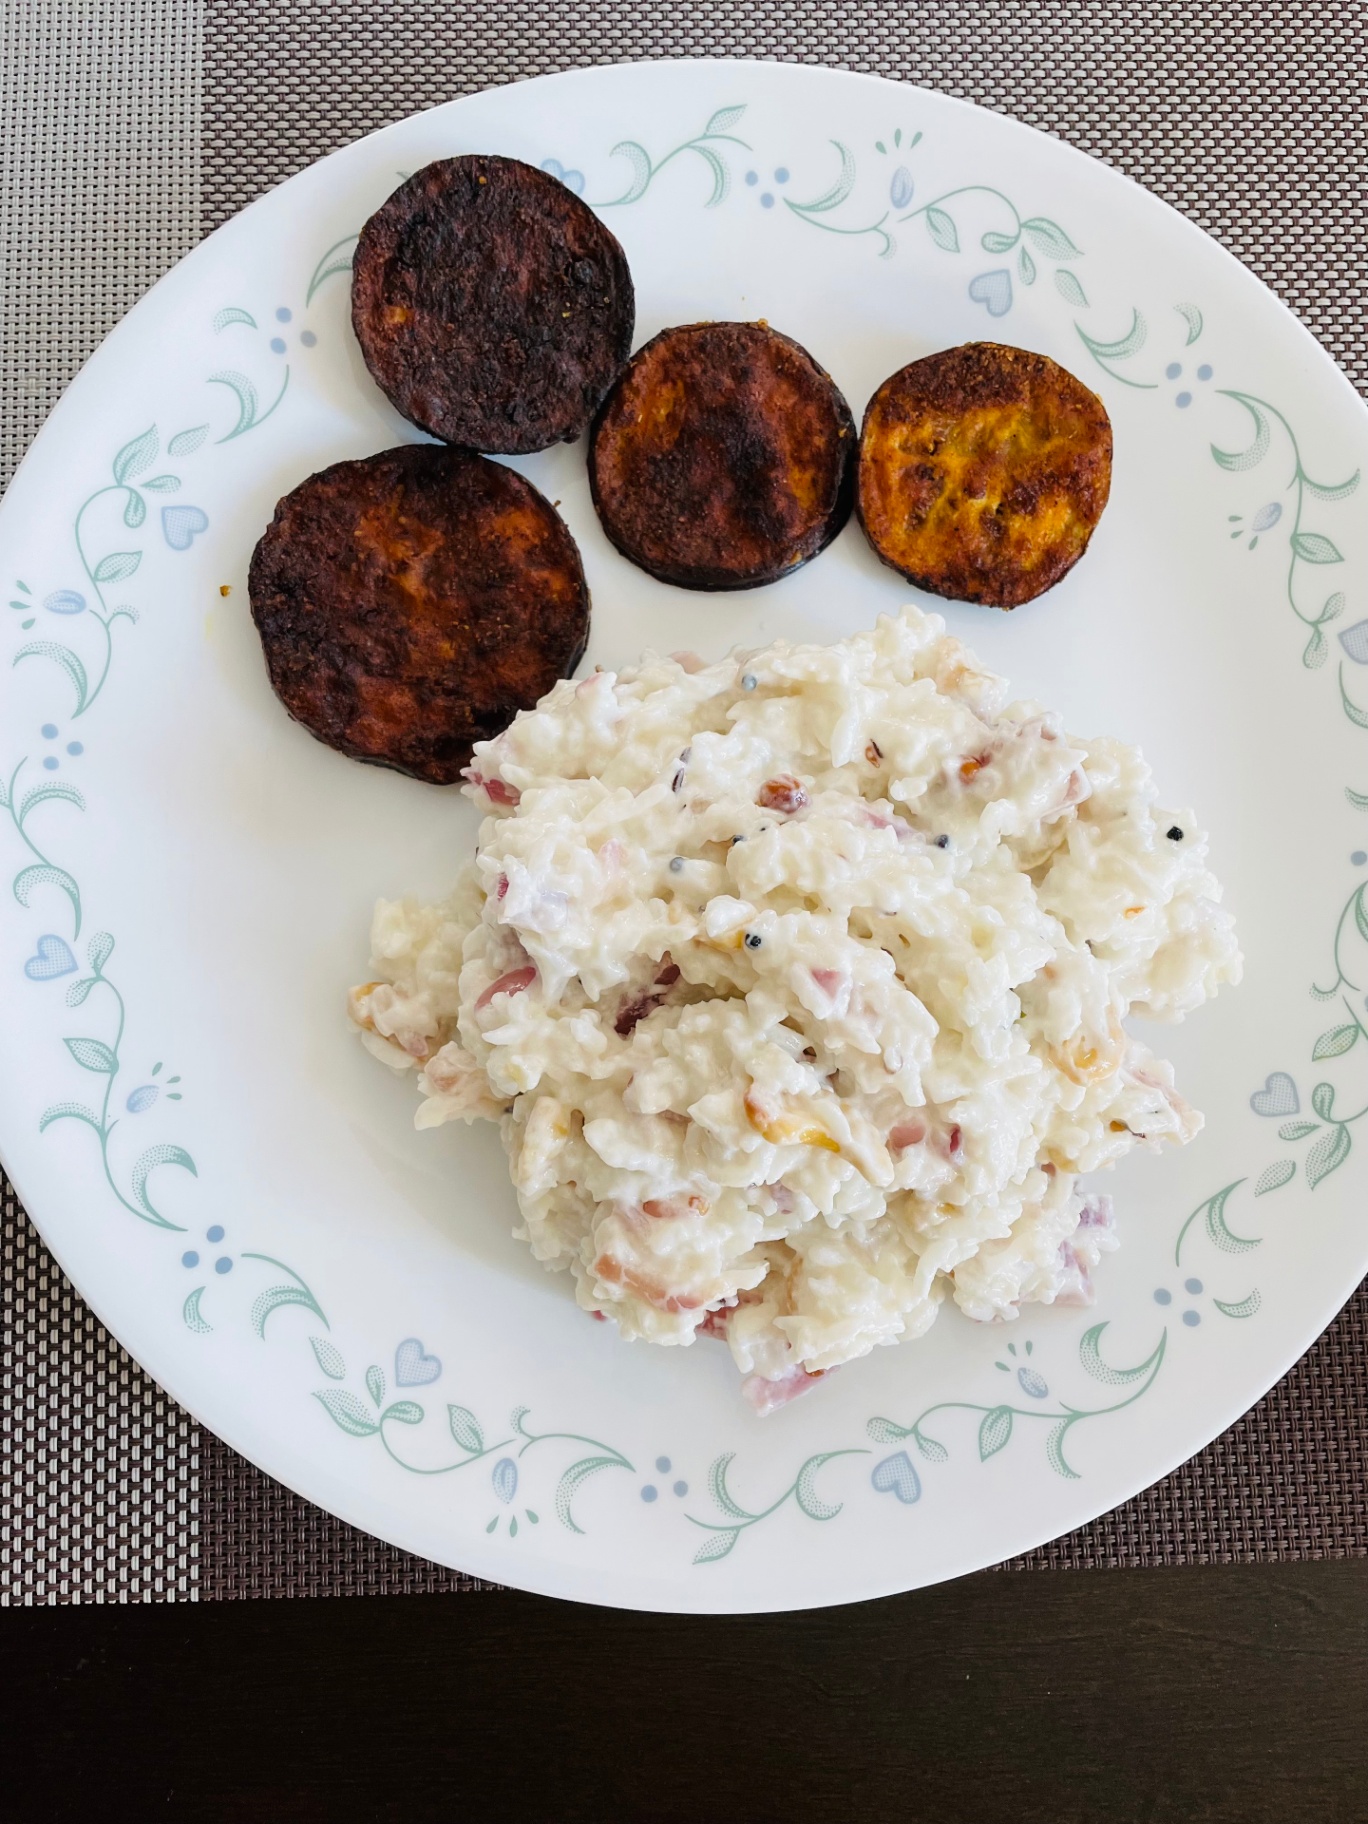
[4,0,1367,1602]
[1,0,203,1605]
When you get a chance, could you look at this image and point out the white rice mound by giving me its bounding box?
[350,606,1241,1413]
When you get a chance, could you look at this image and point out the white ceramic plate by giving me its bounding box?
[3,61,1366,1612]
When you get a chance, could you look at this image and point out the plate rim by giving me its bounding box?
[4,56,1368,1612]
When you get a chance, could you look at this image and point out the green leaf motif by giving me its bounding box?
[556,1455,629,1534]
[794,1453,846,1522]
[249,1283,323,1337]
[1076,309,1147,362]
[865,1416,912,1444]
[693,1529,740,1565]
[1346,788,1368,810]
[182,1287,212,1333]
[122,491,146,529]
[314,1389,379,1438]
[1320,591,1346,623]
[212,306,257,332]
[447,1404,484,1454]
[131,1143,197,1222]
[1054,268,1088,308]
[1313,1023,1358,1060]
[92,550,141,583]
[1079,1320,1165,1386]
[1210,396,1270,471]
[1175,302,1204,345]
[912,1430,949,1465]
[1303,625,1328,669]
[1354,889,1368,945]
[384,1401,424,1426]
[1254,1160,1296,1196]
[1303,470,1360,503]
[14,644,89,715]
[981,228,1017,253]
[1018,244,1036,285]
[64,976,96,1007]
[366,1364,386,1408]
[310,1336,346,1380]
[64,1036,116,1074]
[1312,1081,1337,1120]
[87,930,113,972]
[790,140,857,215]
[142,474,180,493]
[305,236,359,303]
[1045,1417,1081,1480]
[167,426,208,457]
[112,426,158,484]
[14,862,81,933]
[709,1452,748,1520]
[1278,1120,1318,1142]
[39,1101,99,1132]
[1291,531,1343,565]
[1339,667,1368,730]
[704,103,747,135]
[691,143,728,207]
[1021,215,1080,259]
[18,778,86,825]
[1203,1181,1259,1254]
[1214,1290,1262,1319]
[978,1405,1014,1460]
[1306,1123,1351,1190]
[606,140,652,205]
[925,207,959,252]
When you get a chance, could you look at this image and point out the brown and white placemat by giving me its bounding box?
[4,0,1367,1603]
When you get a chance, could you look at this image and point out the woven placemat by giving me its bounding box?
[4,0,1368,1603]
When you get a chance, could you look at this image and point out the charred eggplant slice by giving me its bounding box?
[248,442,589,784]
[589,320,856,591]
[351,155,635,455]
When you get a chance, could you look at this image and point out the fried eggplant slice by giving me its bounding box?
[857,341,1112,608]
[248,443,589,784]
[589,321,856,591]
[351,155,635,454]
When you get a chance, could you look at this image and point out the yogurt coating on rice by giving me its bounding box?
[350,606,1241,1413]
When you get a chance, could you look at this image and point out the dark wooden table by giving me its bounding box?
[8,1558,1368,1820]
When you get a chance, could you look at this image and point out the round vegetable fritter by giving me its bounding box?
[247,443,590,785]
[351,155,635,455]
[589,321,856,591]
[857,342,1112,609]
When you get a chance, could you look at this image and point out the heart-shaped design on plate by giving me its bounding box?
[967,268,1013,317]
[161,504,209,552]
[394,1336,442,1386]
[870,1450,921,1505]
[540,157,585,196]
[24,934,77,981]
[1250,1071,1299,1118]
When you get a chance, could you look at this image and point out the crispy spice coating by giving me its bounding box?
[351,155,635,454]
[248,443,589,784]
[589,321,856,591]
[857,341,1112,608]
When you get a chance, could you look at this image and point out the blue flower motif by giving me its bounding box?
[125,1084,159,1113]
[889,166,914,209]
[492,1457,518,1504]
[996,1339,1048,1398]
[1339,620,1368,665]
[43,589,85,615]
